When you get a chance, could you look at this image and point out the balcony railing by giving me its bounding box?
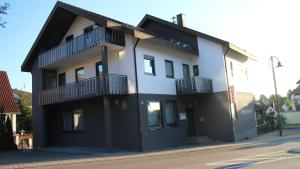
[38,27,125,68]
[175,77,213,95]
[39,74,128,105]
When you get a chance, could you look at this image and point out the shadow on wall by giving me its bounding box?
[233,92,257,142]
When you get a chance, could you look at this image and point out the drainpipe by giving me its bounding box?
[223,46,235,142]
[133,38,143,151]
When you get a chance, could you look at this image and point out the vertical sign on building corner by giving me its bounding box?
[229,85,236,103]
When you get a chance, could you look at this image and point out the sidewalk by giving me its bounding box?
[1,130,300,169]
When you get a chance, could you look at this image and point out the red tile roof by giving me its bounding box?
[0,71,20,114]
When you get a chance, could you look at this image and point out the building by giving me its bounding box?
[0,71,20,134]
[290,80,300,111]
[21,1,257,151]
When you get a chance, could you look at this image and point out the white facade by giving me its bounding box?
[60,16,97,44]
[54,15,256,97]
[136,40,196,95]
[196,37,228,92]
[225,50,257,93]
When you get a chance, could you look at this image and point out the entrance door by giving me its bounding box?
[186,108,195,137]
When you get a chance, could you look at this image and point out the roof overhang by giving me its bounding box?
[138,14,257,61]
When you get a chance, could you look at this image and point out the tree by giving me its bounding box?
[16,92,32,133]
[0,2,9,28]
[4,117,17,150]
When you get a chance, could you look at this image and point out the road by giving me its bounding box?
[33,137,300,169]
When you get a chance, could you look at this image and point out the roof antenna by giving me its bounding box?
[171,16,177,24]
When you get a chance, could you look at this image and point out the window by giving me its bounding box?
[165,60,174,78]
[75,67,84,82]
[63,111,73,132]
[65,35,74,42]
[193,65,199,76]
[58,73,66,86]
[96,61,103,76]
[182,64,190,78]
[62,110,84,132]
[144,55,155,75]
[165,101,178,126]
[73,109,84,131]
[147,101,162,130]
[230,61,234,78]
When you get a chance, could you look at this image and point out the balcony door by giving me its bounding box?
[58,73,66,86]
[182,64,190,78]
[84,25,93,48]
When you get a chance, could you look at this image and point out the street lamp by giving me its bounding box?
[269,56,283,137]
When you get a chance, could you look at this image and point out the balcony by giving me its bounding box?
[175,77,213,95]
[38,27,125,69]
[39,74,128,105]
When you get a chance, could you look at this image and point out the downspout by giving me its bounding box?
[223,46,235,142]
[133,38,143,151]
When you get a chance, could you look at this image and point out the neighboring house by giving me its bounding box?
[0,71,20,134]
[290,80,300,111]
[21,2,257,151]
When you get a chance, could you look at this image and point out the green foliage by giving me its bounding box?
[4,117,17,150]
[16,93,32,133]
[0,2,9,28]
[0,111,17,150]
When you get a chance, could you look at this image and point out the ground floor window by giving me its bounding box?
[63,109,84,132]
[147,101,162,130]
[165,101,178,126]
[63,111,73,132]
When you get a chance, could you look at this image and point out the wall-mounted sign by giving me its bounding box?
[179,113,187,120]
[229,85,236,103]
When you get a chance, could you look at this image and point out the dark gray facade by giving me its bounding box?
[45,95,140,150]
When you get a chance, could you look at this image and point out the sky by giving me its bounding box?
[0,0,300,98]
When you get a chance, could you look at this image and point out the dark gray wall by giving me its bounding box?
[180,92,235,142]
[46,95,140,150]
[232,92,257,141]
[138,94,187,151]
[32,60,48,148]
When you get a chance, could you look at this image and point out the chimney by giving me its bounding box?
[176,13,186,27]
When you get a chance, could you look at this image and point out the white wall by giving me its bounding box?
[225,50,257,93]
[60,16,97,44]
[136,40,197,95]
[196,37,228,92]
[108,35,137,94]
[57,56,100,84]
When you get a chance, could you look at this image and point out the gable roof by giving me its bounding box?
[138,14,257,60]
[0,71,20,114]
[21,1,140,72]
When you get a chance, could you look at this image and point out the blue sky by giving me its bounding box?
[1,0,299,97]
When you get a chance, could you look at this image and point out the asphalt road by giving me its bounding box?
[33,138,300,169]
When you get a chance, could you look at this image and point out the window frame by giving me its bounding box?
[164,101,178,127]
[58,73,66,86]
[73,109,84,132]
[75,67,85,82]
[147,101,163,131]
[62,109,84,133]
[165,60,174,78]
[62,111,73,132]
[182,64,190,78]
[144,55,156,76]
[193,65,199,77]
[95,61,103,76]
